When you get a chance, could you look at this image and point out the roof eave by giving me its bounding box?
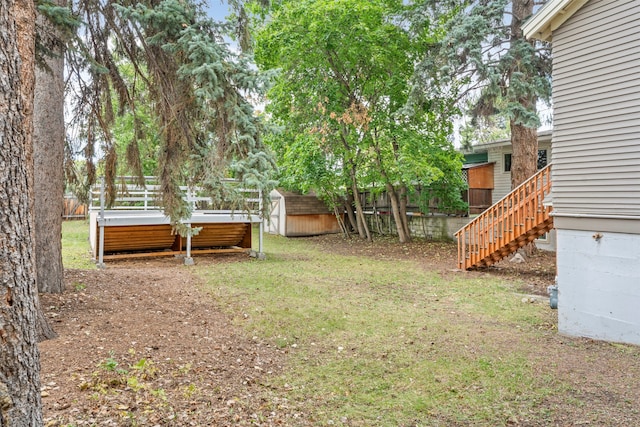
[470,130,553,152]
[523,0,590,41]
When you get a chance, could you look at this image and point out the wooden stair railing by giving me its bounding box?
[455,164,553,270]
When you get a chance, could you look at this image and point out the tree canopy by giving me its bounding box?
[409,0,551,187]
[253,0,465,242]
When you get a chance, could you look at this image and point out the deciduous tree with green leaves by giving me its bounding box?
[410,0,551,188]
[254,0,464,242]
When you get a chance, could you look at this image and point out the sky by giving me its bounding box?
[204,0,231,22]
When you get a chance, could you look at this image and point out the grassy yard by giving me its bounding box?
[60,222,640,426]
[197,235,563,426]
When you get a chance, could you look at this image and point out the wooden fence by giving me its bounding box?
[63,195,87,220]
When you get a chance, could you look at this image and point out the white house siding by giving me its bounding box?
[486,138,553,205]
[538,0,640,345]
[487,147,512,205]
[551,0,640,219]
[557,229,640,345]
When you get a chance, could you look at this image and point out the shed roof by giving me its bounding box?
[273,189,334,215]
[523,0,589,41]
[462,162,494,170]
[465,130,552,154]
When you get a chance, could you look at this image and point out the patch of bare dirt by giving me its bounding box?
[40,257,292,426]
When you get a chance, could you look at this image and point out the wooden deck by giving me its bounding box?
[97,222,252,256]
[89,178,262,264]
[91,212,258,262]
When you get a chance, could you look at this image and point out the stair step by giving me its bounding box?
[458,165,553,270]
[463,221,554,269]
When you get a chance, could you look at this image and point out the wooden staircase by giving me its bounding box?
[455,164,553,270]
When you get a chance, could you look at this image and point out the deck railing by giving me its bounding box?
[455,164,553,270]
[89,176,262,213]
[89,176,265,266]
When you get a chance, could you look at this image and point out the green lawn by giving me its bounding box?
[61,224,640,426]
[196,235,563,426]
[62,220,94,269]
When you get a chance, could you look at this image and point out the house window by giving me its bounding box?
[505,150,548,172]
[538,149,548,169]
[504,154,512,172]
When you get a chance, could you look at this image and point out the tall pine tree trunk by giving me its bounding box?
[510,122,538,189]
[510,120,538,256]
[34,0,66,294]
[0,0,44,424]
[510,0,538,189]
